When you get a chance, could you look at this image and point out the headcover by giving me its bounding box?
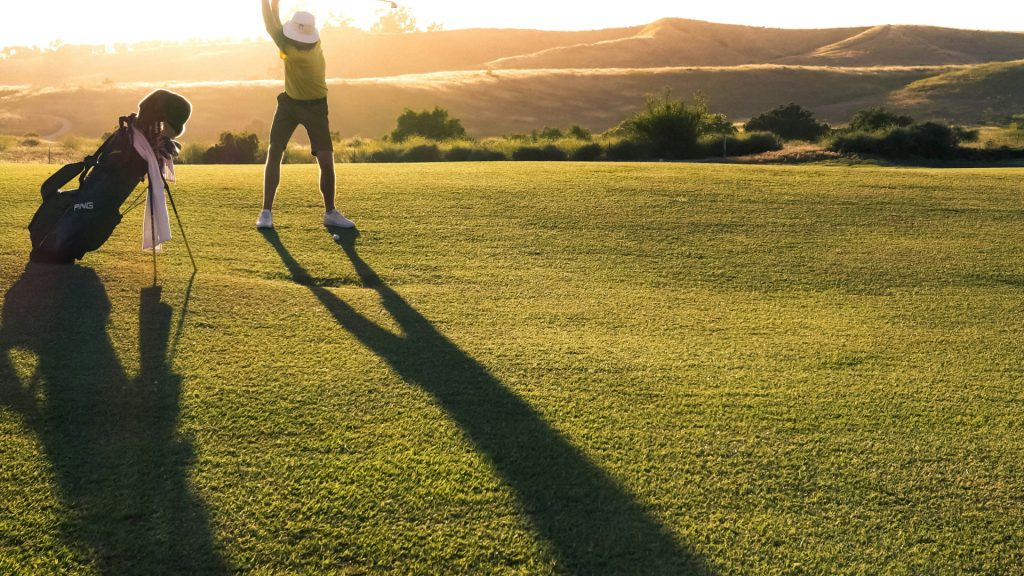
[138,90,192,137]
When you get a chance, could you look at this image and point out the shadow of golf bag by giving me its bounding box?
[29,115,150,264]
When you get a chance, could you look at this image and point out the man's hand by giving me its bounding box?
[263,0,283,38]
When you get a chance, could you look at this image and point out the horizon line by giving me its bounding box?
[3,17,1024,52]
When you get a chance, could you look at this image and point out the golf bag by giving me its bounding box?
[28,115,152,264]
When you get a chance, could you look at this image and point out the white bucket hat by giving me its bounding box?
[283,11,320,44]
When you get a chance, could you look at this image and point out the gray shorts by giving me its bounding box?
[270,92,334,154]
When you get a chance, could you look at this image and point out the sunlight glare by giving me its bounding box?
[1,1,1022,48]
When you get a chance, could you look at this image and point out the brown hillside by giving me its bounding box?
[486,19,1024,70]
[888,60,1024,122]
[322,26,641,78]
[487,19,866,69]
[783,25,1024,66]
[0,66,938,141]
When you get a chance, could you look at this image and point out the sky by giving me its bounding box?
[2,1,1022,49]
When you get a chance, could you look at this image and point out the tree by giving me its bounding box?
[744,103,830,141]
[538,127,564,140]
[390,108,467,142]
[203,132,262,164]
[371,7,419,34]
[701,113,737,136]
[849,107,914,132]
[567,125,593,140]
[322,12,358,30]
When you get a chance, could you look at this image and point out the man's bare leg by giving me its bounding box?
[317,150,356,228]
[315,150,336,213]
[263,144,285,211]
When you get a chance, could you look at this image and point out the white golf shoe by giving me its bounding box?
[324,210,356,229]
[256,209,274,229]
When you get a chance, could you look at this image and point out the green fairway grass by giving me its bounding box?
[1,162,1022,574]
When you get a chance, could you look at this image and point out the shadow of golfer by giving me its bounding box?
[0,265,226,574]
[262,230,710,575]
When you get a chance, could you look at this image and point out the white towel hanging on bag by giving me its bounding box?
[132,127,173,251]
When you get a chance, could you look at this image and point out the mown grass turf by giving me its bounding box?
[0,162,1022,575]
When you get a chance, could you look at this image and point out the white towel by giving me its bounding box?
[132,127,173,251]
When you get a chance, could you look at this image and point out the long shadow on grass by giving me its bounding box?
[262,230,710,575]
[0,264,226,574]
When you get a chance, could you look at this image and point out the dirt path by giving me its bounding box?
[41,116,73,140]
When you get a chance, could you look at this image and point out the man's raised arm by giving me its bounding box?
[262,0,283,40]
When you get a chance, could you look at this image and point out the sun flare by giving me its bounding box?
[1,1,1022,49]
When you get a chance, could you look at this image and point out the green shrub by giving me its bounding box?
[701,113,737,136]
[21,132,40,147]
[512,145,568,161]
[745,103,830,141]
[445,147,473,162]
[203,132,263,164]
[622,92,705,159]
[848,107,914,132]
[390,107,467,142]
[570,143,604,161]
[401,144,443,163]
[738,132,784,155]
[477,137,521,159]
[178,142,208,164]
[369,149,402,163]
[605,140,652,161]
[467,149,506,162]
[953,126,980,144]
[60,134,82,150]
[829,122,966,159]
[538,127,564,140]
[698,132,782,157]
[282,146,315,164]
[568,125,593,140]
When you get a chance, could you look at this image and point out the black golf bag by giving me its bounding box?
[29,115,151,264]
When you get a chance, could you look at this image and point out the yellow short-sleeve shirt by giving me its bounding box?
[279,41,328,101]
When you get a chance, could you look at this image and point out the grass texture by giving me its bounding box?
[0,162,1022,574]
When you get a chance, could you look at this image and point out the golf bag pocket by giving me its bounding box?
[29,185,125,264]
[29,189,77,263]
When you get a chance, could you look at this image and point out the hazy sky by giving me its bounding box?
[2,1,1022,48]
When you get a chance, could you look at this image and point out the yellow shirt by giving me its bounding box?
[280,42,328,101]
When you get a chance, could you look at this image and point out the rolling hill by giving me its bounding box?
[783,25,1024,66]
[485,19,1024,70]
[0,66,947,142]
[888,59,1024,120]
[486,19,866,69]
[2,19,1023,140]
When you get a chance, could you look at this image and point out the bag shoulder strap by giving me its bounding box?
[37,114,138,200]
[39,162,86,200]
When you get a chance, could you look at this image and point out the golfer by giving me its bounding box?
[258,0,355,230]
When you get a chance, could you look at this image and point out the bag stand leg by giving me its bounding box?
[149,182,158,286]
[165,185,198,274]
[147,181,197,286]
